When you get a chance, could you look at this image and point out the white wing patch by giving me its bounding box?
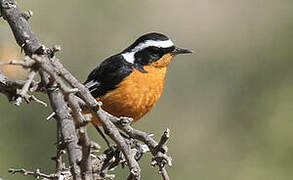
[122,39,174,64]
[85,80,98,90]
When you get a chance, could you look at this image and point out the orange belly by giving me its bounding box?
[85,65,167,126]
[84,53,175,126]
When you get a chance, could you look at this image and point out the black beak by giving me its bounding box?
[171,46,192,55]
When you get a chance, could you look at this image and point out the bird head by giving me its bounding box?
[121,32,192,71]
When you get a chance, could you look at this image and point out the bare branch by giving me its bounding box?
[1,0,173,179]
[14,70,36,105]
[102,114,172,179]
[31,54,142,179]
[30,94,48,107]
[0,0,42,55]
[8,168,59,180]
[0,57,35,68]
[40,70,83,180]
[0,70,42,101]
[46,57,144,179]
[67,94,93,180]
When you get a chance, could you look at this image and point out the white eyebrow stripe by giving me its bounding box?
[121,39,174,63]
[134,39,174,52]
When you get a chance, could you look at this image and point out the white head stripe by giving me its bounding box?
[122,39,174,63]
[133,39,174,52]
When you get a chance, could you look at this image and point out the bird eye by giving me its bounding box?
[133,47,164,65]
[149,47,160,53]
[148,47,160,57]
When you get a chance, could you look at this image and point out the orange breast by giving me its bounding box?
[86,53,174,126]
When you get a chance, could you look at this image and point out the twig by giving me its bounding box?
[12,69,47,107]
[15,70,36,105]
[159,168,170,180]
[8,168,58,179]
[107,115,172,179]
[30,94,48,107]
[0,57,47,106]
[97,109,141,180]
[0,72,40,92]
[47,112,56,121]
[0,69,44,104]
[32,55,77,95]
[157,129,170,154]
[49,57,100,108]
[0,58,35,68]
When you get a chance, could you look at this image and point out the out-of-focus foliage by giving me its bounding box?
[1,0,293,179]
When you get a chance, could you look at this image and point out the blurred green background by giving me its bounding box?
[1,0,293,179]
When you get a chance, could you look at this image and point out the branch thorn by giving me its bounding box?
[46,112,56,120]
[21,10,33,20]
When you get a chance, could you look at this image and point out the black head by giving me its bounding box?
[121,32,192,70]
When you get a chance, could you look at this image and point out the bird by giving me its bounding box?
[83,32,192,127]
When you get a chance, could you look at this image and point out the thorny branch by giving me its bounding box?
[8,168,62,180]
[0,0,172,180]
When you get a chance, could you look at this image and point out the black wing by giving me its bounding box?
[84,55,133,98]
